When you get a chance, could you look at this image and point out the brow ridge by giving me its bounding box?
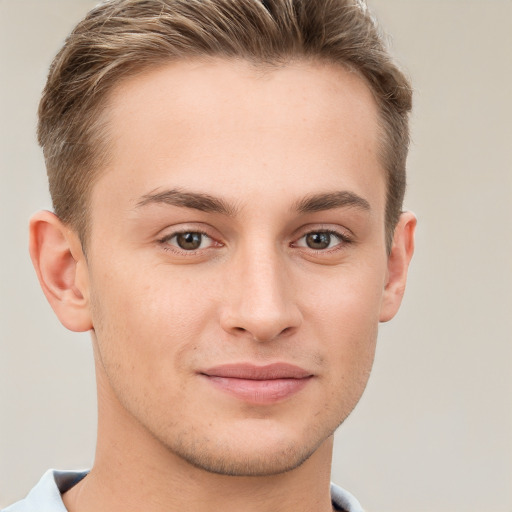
[136,188,238,216]
[136,188,369,217]
[294,191,371,214]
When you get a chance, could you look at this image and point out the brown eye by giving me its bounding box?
[175,232,205,250]
[305,232,332,249]
[160,230,219,254]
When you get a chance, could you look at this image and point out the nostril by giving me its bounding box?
[220,301,303,343]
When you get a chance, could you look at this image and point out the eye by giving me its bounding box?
[162,231,215,251]
[295,230,347,250]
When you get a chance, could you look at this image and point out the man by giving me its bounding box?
[4,0,415,511]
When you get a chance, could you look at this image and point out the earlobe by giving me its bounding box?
[29,210,93,332]
[379,211,417,323]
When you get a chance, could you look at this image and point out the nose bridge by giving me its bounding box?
[221,239,301,341]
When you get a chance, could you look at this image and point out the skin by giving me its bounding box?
[30,59,415,512]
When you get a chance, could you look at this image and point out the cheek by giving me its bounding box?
[88,262,217,373]
[319,314,378,425]
[305,266,383,402]
[304,259,386,329]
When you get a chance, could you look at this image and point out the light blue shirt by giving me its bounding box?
[2,469,364,512]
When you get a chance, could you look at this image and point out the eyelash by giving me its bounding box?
[157,228,353,255]
[292,229,353,252]
[157,230,219,254]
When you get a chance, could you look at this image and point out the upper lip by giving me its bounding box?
[200,363,312,380]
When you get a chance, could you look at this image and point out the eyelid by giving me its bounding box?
[156,224,224,254]
[165,231,214,249]
[291,226,354,251]
[156,221,220,241]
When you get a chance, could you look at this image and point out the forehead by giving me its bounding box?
[93,58,384,215]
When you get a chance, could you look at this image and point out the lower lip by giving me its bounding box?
[203,375,312,404]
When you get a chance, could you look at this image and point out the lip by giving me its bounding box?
[199,363,313,404]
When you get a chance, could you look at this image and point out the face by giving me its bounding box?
[82,59,393,476]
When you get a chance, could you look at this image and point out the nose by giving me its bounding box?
[219,245,303,343]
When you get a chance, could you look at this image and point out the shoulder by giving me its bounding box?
[330,482,364,512]
[1,469,88,512]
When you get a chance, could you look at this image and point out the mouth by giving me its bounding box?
[199,363,314,404]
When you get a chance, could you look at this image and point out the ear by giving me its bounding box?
[379,211,417,322]
[29,210,93,332]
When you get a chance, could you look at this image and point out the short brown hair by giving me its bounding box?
[38,0,412,248]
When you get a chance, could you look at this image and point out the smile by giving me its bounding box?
[199,363,314,404]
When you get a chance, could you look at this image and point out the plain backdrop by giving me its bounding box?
[1,1,511,511]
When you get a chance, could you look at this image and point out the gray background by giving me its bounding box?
[1,1,511,510]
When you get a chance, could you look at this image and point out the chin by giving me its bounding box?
[172,441,317,477]
[160,419,338,477]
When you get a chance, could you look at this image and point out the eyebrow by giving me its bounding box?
[136,188,370,216]
[294,191,371,214]
[136,189,238,216]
